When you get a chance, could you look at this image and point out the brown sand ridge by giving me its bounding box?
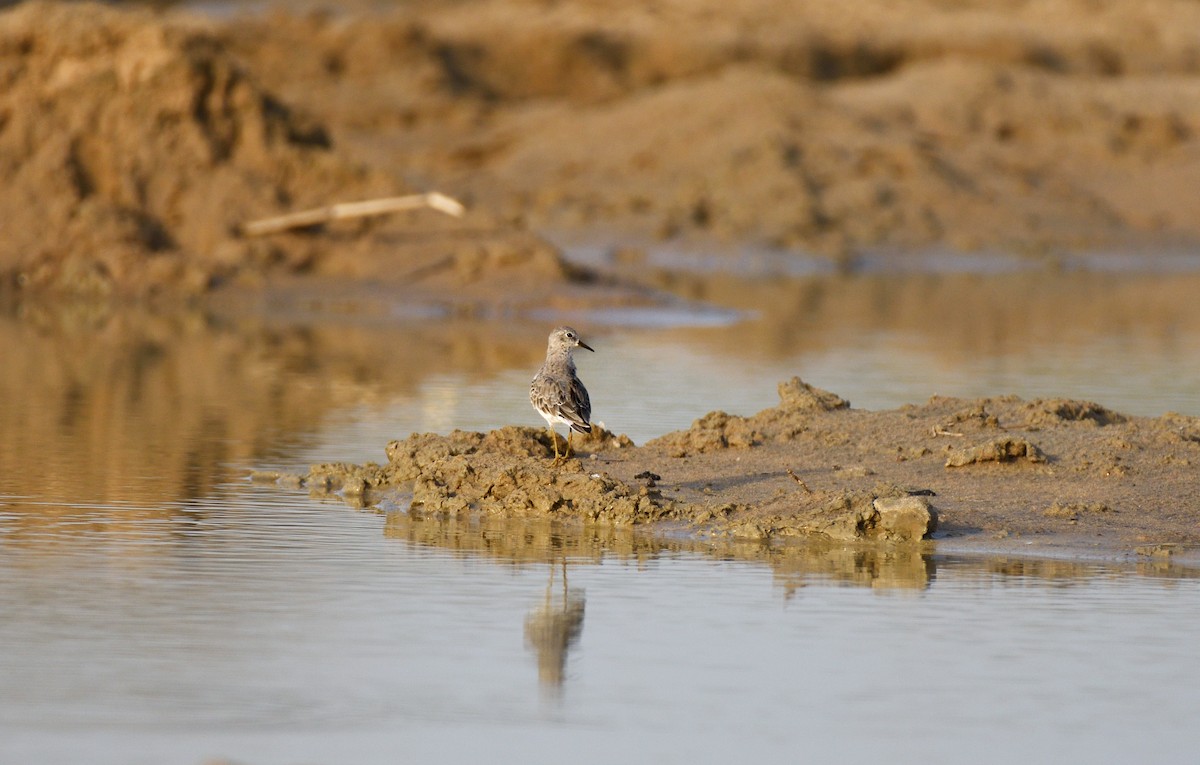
[5,0,1200,296]
[0,1,566,298]
[286,378,1200,557]
[224,0,1200,257]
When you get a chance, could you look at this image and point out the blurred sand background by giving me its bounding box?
[2,0,1200,297]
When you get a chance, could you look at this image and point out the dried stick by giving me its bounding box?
[239,192,465,237]
[786,468,812,493]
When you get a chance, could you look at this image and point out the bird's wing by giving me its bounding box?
[568,374,592,432]
[532,369,592,433]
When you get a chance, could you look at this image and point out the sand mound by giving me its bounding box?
[225,0,1200,259]
[0,1,570,297]
[282,378,1200,551]
[0,2,373,293]
[8,0,1200,296]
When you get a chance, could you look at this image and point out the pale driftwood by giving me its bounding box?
[238,192,465,237]
[932,426,965,438]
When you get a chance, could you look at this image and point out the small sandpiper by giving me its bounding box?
[530,326,594,464]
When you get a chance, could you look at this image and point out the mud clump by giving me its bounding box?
[312,425,669,523]
[873,496,939,541]
[726,488,937,544]
[646,410,764,457]
[303,417,939,541]
[410,456,676,523]
[774,377,851,413]
[290,380,1200,554]
[1024,399,1127,428]
[945,437,1047,467]
[648,377,849,456]
[382,424,632,475]
[749,377,853,441]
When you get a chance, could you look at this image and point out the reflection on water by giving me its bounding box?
[525,560,586,693]
[772,544,935,596]
[0,306,553,547]
[2,267,1200,763]
[381,510,944,592]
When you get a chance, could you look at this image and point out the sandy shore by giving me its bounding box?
[261,377,1200,564]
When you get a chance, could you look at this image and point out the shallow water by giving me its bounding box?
[2,267,1200,763]
[3,494,1199,764]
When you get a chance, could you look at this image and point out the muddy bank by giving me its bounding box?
[0,1,569,299]
[277,377,1200,559]
[5,1,1200,297]
[224,0,1200,259]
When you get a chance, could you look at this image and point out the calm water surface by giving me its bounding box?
[2,267,1200,763]
[2,491,1198,764]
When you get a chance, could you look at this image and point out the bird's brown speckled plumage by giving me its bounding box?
[530,326,593,462]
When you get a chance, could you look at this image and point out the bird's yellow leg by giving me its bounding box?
[566,430,575,460]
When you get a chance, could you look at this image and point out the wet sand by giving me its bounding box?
[282,376,1200,564]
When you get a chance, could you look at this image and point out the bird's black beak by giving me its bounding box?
[578,339,595,352]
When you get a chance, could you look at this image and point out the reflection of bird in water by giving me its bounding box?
[524,559,586,693]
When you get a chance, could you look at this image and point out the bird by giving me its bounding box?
[529,326,594,464]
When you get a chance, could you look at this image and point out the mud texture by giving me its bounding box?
[287,377,1200,555]
[5,1,1200,296]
